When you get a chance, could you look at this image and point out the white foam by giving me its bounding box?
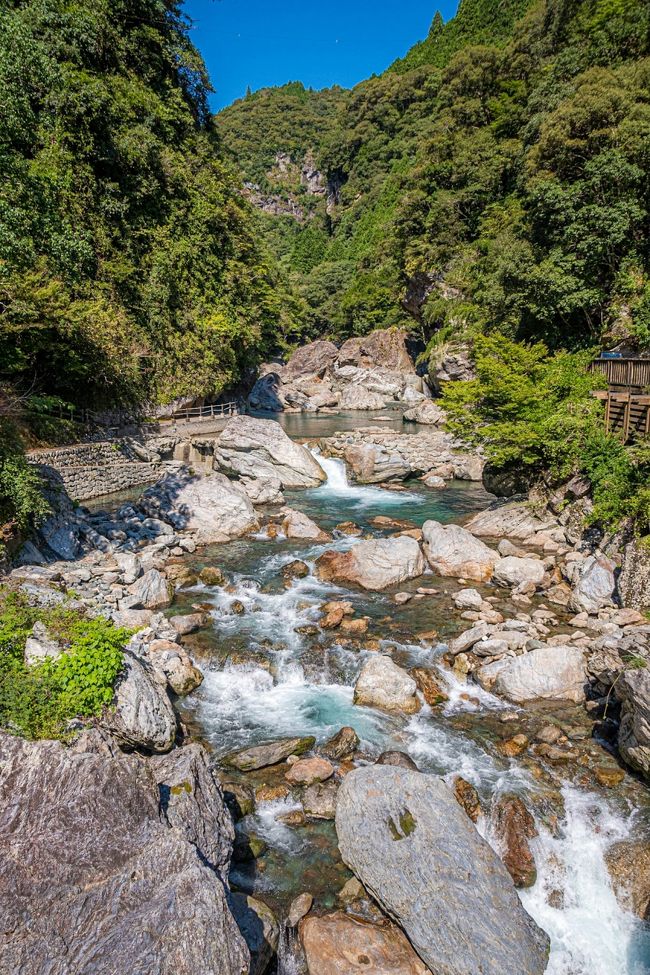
[310,450,424,507]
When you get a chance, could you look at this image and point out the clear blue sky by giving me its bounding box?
[183,0,460,111]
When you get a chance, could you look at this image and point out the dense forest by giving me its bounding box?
[217,0,650,354]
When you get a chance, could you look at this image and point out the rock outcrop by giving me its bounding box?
[335,766,550,975]
[316,537,426,591]
[214,415,326,488]
[616,667,650,778]
[617,539,650,610]
[104,651,178,752]
[0,733,249,975]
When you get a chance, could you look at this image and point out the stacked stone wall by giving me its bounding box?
[28,441,160,502]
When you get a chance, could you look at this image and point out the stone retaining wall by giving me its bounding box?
[28,441,160,502]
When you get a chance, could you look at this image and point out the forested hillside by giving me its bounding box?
[217,0,650,357]
[0,0,291,411]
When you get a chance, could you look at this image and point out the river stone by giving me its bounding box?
[465,503,556,541]
[616,668,650,778]
[376,751,419,771]
[115,552,142,585]
[492,794,538,888]
[230,894,280,975]
[214,415,326,488]
[148,642,203,696]
[299,912,430,975]
[316,536,425,591]
[422,521,499,582]
[104,651,177,752]
[491,645,586,704]
[0,732,249,975]
[127,568,173,609]
[281,507,330,541]
[335,766,550,975]
[570,554,616,614]
[605,840,650,920]
[169,612,207,636]
[493,556,545,589]
[285,756,334,786]
[452,588,483,611]
[354,655,420,714]
[321,726,360,761]
[287,891,314,928]
[221,736,316,771]
[403,400,446,425]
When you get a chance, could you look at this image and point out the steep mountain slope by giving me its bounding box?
[217,0,650,355]
[0,0,291,409]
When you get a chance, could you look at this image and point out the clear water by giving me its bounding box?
[171,448,650,973]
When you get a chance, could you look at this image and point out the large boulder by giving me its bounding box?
[338,386,386,411]
[354,655,421,714]
[248,372,286,411]
[465,503,556,540]
[617,540,650,610]
[127,568,173,609]
[281,507,330,541]
[316,536,426,591]
[616,668,650,778]
[422,521,499,582]
[488,645,586,704]
[344,443,411,483]
[570,554,616,614]
[283,339,339,379]
[493,556,545,589]
[337,329,414,372]
[139,471,258,543]
[403,400,445,425]
[104,651,177,753]
[299,912,429,975]
[221,736,316,771]
[0,733,249,975]
[335,766,550,975]
[214,415,326,488]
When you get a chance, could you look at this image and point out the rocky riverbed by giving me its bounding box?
[3,412,650,975]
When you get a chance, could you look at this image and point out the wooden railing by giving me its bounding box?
[22,400,239,428]
[169,401,238,422]
[592,390,650,441]
[589,357,650,390]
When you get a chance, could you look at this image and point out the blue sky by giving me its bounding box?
[184,0,460,111]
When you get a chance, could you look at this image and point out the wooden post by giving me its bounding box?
[623,393,631,442]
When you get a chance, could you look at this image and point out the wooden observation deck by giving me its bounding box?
[589,357,650,441]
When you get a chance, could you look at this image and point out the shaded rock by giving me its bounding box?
[38,513,81,561]
[285,756,334,786]
[570,554,616,614]
[287,892,313,928]
[239,476,285,506]
[453,776,481,822]
[605,840,650,920]
[199,566,224,586]
[0,733,249,975]
[230,894,280,975]
[141,471,259,543]
[482,462,534,498]
[215,415,326,488]
[282,507,330,541]
[300,911,430,975]
[321,726,360,761]
[491,646,586,704]
[104,651,177,753]
[354,655,421,714]
[335,766,549,975]
[376,751,419,771]
[492,794,538,888]
[422,521,499,582]
[493,556,545,589]
[316,536,425,591]
[221,736,316,771]
[223,782,255,820]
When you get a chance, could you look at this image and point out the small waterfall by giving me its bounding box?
[276,921,305,975]
[309,447,422,506]
[311,450,351,492]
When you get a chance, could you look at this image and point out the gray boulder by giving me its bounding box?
[104,651,177,752]
[38,513,81,560]
[338,386,387,411]
[214,415,326,488]
[24,622,62,666]
[353,655,421,714]
[221,736,316,771]
[403,400,445,425]
[335,766,549,975]
[465,503,556,541]
[0,733,249,975]
[616,667,650,778]
[570,554,616,614]
[140,471,259,543]
[127,568,173,609]
[617,540,650,610]
[316,536,426,591]
[493,556,545,589]
[490,645,586,704]
[422,521,499,582]
[239,475,285,505]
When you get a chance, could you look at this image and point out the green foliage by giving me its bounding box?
[0,590,128,740]
[0,419,49,542]
[0,0,290,408]
[440,334,650,530]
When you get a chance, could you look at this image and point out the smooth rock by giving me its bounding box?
[492,645,586,704]
[493,556,545,589]
[285,757,334,786]
[316,536,425,591]
[422,521,499,582]
[338,386,386,411]
[215,415,326,488]
[303,779,339,819]
[141,471,259,543]
[222,736,316,771]
[465,503,555,540]
[376,751,419,771]
[403,401,446,425]
[354,656,420,714]
[282,508,330,541]
[335,766,550,975]
[300,912,430,975]
[287,892,313,928]
[239,476,285,506]
[570,554,616,614]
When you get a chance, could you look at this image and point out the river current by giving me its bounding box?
[161,425,650,975]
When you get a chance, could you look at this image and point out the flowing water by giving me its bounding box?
[169,443,650,974]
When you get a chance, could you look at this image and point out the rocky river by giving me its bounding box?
[3,408,650,975]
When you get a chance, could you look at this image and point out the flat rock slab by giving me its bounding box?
[300,911,430,975]
[316,536,425,591]
[221,736,316,771]
[492,645,586,704]
[335,766,549,975]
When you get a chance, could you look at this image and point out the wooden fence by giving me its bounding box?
[24,400,239,429]
[592,390,650,441]
[589,357,650,390]
[167,401,238,422]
